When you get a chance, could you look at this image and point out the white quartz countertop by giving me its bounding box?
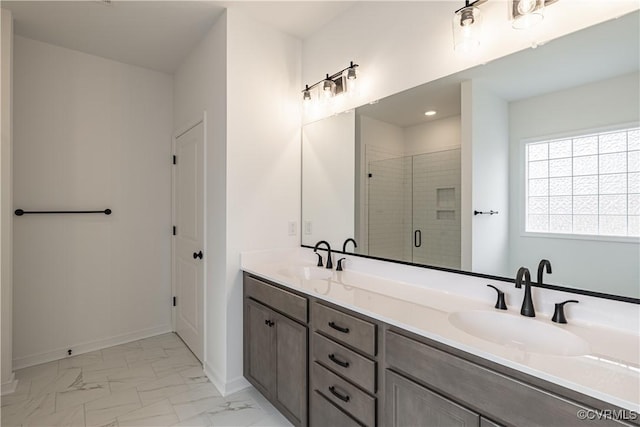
[240,248,640,413]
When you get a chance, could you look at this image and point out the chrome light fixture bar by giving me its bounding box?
[302,61,359,101]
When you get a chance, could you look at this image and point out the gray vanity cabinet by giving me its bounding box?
[310,301,378,427]
[245,300,276,393]
[243,275,308,427]
[385,330,632,427]
[243,272,635,427]
[385,369,479,427]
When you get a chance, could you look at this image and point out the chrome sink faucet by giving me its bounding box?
[314,240,333,269]
[515,267,535,317]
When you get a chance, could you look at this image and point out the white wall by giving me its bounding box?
[404,115,461,156]
[302,1,639,124]
[173,8,301,394]
[462,81,510,277]
[302,112,355,248]
[225,7,301,391]
[1,8,16,394]
[12,37,173,368]
[173,11,228,392]
[509,72,640,297]
[173,13,227,388]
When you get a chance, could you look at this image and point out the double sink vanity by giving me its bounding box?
[241,247,640,427]
[241,11,640,427]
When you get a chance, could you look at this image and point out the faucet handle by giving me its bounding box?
[336,258,346,271]
[486,285,507,310]
[315,252,323,267]
[551,300,579,324]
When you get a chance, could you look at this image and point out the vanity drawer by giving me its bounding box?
[312,362,376,427]
[244,274,307,323]
[310,390,362,427]
[385,331,626,427]
[312,332,376,393]
[312,302,376,356]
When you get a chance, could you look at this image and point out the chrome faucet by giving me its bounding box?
[342,238,358,253]
[515,267,535,317]
[314,240,333,269]
[537,259,552,285]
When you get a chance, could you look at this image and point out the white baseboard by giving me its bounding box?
[203,362,250,397]
[224,375,251,396]
[203,362,225,395]
[1,373,18,395]
[13,324,173,370]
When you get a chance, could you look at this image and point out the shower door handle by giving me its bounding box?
[414,230,422,248]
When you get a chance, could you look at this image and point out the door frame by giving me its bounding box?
[171,111,207,361]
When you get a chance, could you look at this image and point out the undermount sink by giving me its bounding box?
[448,310,591,357]
[279,265,333,280]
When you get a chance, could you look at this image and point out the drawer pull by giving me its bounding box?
[329,386,350,403]
[328,353,350,368]
[328,321,350,333]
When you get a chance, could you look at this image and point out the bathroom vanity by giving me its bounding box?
[242,249,640,427]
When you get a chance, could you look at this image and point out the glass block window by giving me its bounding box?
[525,126,640,237]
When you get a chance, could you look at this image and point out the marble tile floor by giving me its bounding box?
[1,333,293,427]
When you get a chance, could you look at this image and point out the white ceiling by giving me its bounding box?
[1,1,355,74]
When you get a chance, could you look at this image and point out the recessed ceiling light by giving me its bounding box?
[424,110,437,116]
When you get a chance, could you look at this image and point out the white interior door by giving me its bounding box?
[174,121,205,362]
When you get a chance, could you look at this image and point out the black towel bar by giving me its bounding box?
[15,209,112,216]
[474,210,498,216]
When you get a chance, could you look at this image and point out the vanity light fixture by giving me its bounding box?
[322,74,336,97]
[510,0,558,29]
[452,0,487,53]
[302,61,359,102]
[424,110,437,116]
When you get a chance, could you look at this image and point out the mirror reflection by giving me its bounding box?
[301,12,640,299]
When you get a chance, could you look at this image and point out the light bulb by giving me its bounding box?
[517,0,536,14]
[453,6,482,53]
[512,0,544,29]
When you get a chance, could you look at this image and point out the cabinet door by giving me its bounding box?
[480,417,503,427]
[275,311,308,426]
[245,300,276,396]
[385,370,479,427]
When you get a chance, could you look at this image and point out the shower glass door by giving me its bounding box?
[368,148,461,268]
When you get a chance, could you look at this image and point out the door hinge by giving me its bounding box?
[172,296,176,307]
[172,226,176,236]
[173,155,177,165]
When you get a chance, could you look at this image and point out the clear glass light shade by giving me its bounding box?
[322,79,335,98]
[452,6,482,53]
[303,89,311,101]
[511,0,545,29]
[347,67,357,80]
